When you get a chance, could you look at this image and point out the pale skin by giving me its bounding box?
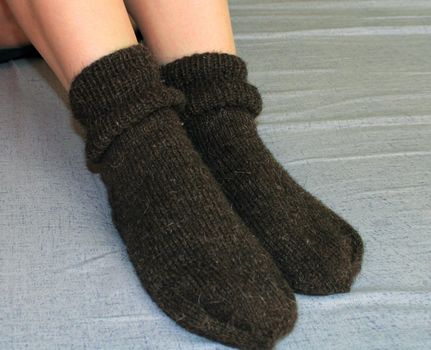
[0,0,28,47]
[2,0,236,90]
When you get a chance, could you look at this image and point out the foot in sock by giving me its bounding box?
[161,53,364,295]
[69,44,297,349]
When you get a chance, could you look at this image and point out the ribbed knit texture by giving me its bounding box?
[161,52,364,295]
[69,44,297,349]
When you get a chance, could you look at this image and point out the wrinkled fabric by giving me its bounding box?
[1,0,430,349]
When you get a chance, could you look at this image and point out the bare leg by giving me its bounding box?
[124,0,236,64]
[5,0,138,89]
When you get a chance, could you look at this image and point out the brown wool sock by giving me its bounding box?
[161,53,364,295]
[68,44,297,349]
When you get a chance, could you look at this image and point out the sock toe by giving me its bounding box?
[225,279,297,349]
[285,232,355,295]
[339,221,364,278]
[141,258,297,349]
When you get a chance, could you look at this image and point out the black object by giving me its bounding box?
[0,29,143,64]
[0,44,40,63]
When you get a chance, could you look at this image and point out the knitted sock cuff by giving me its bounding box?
[161,52,248,89]
[160,52,262,118]
[69,44,185,163]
